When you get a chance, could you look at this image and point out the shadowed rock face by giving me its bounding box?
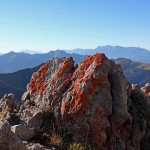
[0,53,150,150]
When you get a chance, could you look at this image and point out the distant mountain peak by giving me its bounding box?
[66,45,150,63]
[0,50,85,73]
[20,50,44,54]
[8,51,16,54]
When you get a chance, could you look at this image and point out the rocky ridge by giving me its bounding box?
[0,53,150,150]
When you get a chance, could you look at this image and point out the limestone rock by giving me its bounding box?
[0,93,14,112]
[11,124,35,141]
[141,83,150,96]
[0,121,27,150]
[26,143,56,150]
[20,110,44,130]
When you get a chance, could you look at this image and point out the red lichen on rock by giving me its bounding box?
[91,107,108,149]
[61,53,109,120]
[51,57,74,93]
[46,57,74,108]
[29,63,48,95]
[28,56,74,110]
[56,57,74,78]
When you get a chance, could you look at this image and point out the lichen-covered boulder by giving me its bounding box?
[0,93,15,112]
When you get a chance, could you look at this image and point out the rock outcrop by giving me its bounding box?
[0,53,150,150]
[0,121,27,150]
[141,83,150,96]
[0,93,15,112]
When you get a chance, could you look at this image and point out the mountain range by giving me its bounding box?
[20,50,44,54]
[66,45,150,63]
[0,46,150,74]
[114,58,150,86]
[0,50,85,73]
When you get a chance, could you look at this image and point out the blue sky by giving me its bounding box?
[0,0,150,53]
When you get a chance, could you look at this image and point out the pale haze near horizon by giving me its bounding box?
[0,0,150,53]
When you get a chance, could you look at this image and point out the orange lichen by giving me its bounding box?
[56,57,74,78]
[61,100,69,115]
[29,57,74,97]
[90,106,108,149]
[52,88,57,93]
[29,63,48,95]
[61,53,109,120]
[51,57,74,90]
[48,57,74,108]
[50,79,55,84]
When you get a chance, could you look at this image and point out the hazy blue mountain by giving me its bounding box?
[114,58,150,86]
[0,50,85,73]
[0,80,23,100]
[0,65,40,99]
[20,50,44,54]
[66,45,150,63]
[1,46,149,73]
